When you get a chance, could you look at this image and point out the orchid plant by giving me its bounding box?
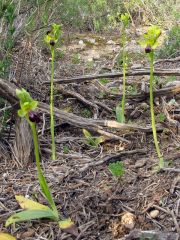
[5,89,77,236]
[116,13,129,123]
[44,23,62,160]
[139,26,164,169]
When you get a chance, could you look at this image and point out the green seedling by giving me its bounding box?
[116,13,129,123]
[71,53,81,64]
[99,78,110,85]
[63,145,70,154]
[108,161,124,178]
[82,108,92,118]
[5,89,77,236]
[139,25,164,169]
[157,113,166,123]
[83,129,104,147]
[44,23,61,160]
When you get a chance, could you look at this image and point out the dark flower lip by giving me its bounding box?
[29,111,41,123]
[50,40,55,46]
[145,45,152,53]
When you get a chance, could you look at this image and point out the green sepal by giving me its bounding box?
[16,88,33,104]
[16,88,38,118]
[17,109,26,117]
[139,25,161,49]
[44,23,61,47]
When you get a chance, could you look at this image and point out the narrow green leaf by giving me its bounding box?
[83,129,92,139]
[15,195,50,210]
[116,105,125,123]
[94,136,105,145]
[37,169,59,219]
[5,209,56,227]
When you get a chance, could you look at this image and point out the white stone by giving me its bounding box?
[150,210,159,219]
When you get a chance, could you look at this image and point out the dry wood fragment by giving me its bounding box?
[13,117,34,167]
[110,84,180,101]
[124,229,179,240]
[79,149,146,172]
[154,56,180,64]
[42,68,180,85]
[57,86,99,119]
[0,78,164,134]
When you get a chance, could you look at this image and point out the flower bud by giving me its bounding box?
[29,111,41,123]
[145,45,152,53]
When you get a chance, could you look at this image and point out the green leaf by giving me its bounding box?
[37,168,59,219]
[158,113,166,123]
[83,129,92,139]
[59,218,74,229]
[116,104,125,123]
[108,161,124,177]
[94,136,105,145]
[0,233,16,240]
[15,195,51,210]
[5,209,56,227]
[83,129,104,147]
[59,219,78,236]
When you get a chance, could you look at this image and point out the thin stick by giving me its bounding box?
[42,68,180,85]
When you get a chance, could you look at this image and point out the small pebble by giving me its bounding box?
[149,209,159,218]
[135,159,147,168]
[79,40,84,45]
[121,212,136,230]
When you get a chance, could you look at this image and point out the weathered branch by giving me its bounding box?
[43,68,180,85]
[0,78,157,137]
[110,84,180,101]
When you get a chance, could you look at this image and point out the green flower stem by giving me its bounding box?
[149,52,164,169]
[50,48,56,160]
[121,29,126,123]
[30,121,59,218]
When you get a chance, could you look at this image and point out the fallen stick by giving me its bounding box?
[79,149,146,172]
[43,68,180,85]
[109,84,180,101]
[0,78,164,138]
